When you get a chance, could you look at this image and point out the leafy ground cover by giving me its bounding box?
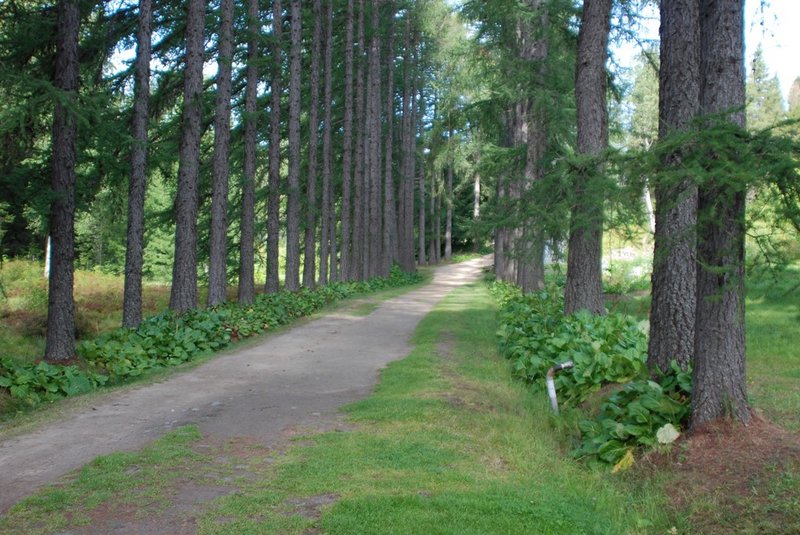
[0,262,425,416]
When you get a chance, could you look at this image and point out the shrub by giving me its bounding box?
[0,357,107,406]
[494,283,648,406]
[1,268,424,408]
[572,361,691,466]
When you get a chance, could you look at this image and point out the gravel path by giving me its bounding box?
[0,257,489,513]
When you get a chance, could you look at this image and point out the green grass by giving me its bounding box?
[196,282,676,534]
[606,263,800,431]
[0,426,208,534]
[745,265,800,431]
[0,281,678,534]
[4,265,797,534]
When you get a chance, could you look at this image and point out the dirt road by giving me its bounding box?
[0,257,489,513]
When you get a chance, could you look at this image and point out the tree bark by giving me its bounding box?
[339,0,355,281]
[367,0,383,278]
[564,0,611,314]
[382,0,398,274]
[169,0,205,314]
[45,0,79,362]
[445,131,453,261]
[418,158,426,266]
[435,181,442,263]
[350,0,366,281]
[238,0,259,306]
[208,0,235,307]
[319,0,334,286]
[398,14,416,271]
[303,0,322,289]
[648,0,700,372]
[266,0,283,294]
[692,0,749,426]
[284,0,302,291]
[123,0,152,328]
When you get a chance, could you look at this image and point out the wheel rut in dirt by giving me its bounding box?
[0,257,490,513]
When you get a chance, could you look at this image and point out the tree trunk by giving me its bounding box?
[284,0,302,291]
[367,0,383,278]
[207,0,235,307]
[398,14,416,271]
[692,0,749,426]
[494,176,507,280]
[266,0,283,294]
[45,0,79,362]
[238,0,259,306]
[648,0,700,373]
[417,135,426,266]
[169,0,205,313]
[564,0,611,314]
[445,135,453,261]
[382,0,398,274]
[517,0,550,293]
[435,184,442,263]
[303,0,322,289]
[319,0,334,286]
[339,0,355,281]
[123,0,152,328]
[473,171,480,251]
[350,0,366,281]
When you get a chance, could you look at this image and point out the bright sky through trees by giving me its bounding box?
[613,0,799,103]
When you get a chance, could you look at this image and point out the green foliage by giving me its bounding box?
[492,281,649,407]
[0,357,107,406]
[491,279,693,467]
[1,268,424,409]
[573,362,691,466]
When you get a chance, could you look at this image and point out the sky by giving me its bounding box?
[614,0,800,103]
[745,0,800,100]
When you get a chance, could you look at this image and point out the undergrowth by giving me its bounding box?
[490,280,691,467]
[0,266,424,413]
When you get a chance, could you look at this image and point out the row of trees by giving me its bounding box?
[459,0,797,429]
[1,0,479,362]
[2,0,796,429]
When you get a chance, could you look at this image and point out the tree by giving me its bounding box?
[563,0,612,314]
[123,0,152,328]
[746,45,785,131]
[647,0,700,374]
[266,0,283,294]
[45,0,80,362]
[366,0,383,278]
[208,0,235,306]
[284,0,302,291]
[627,51,658,234]
[789,77,800,117]
[350,0,366,281]
[169,0,206,313]
[382,0,398,272]
[303,0,322,289]
[319,0,334,285]
[339,0,355,281]
[398,13,417,272]
[692,0,750,426]
[238,0,259,306]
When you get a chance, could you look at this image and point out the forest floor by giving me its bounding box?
[0,257,490,520]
